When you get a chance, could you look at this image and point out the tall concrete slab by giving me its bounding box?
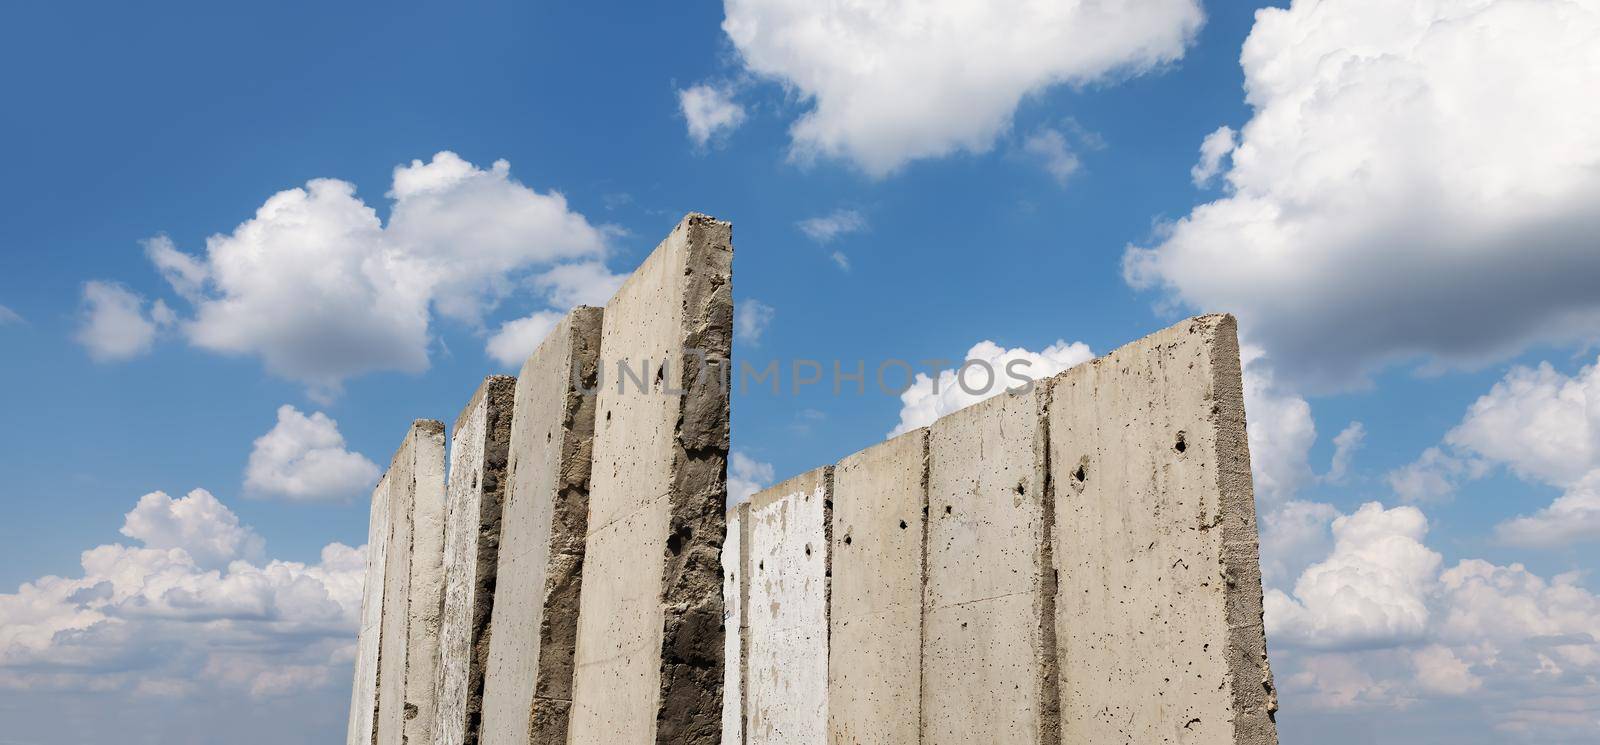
[479,308,602,745]
[720,502,749,745]
[746,468,830,745]
[376,420,448,745]
[1048,314,1277,744]
[922,387,1056,745]
[829,430,927,745]
[568,214,733,745]
[348,473,392,745]
[436,376,516,745]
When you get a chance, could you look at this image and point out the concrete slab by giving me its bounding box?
[721,502,749,745]
[922,387,1056,745]
[745,468,830,745]
[436,376,516,745]
[828,430,927,745]
[569,214,733,745]
[375,420,447,745]
[1048,314,1277,744]
[479,308,602,745]
[347,472,391,745]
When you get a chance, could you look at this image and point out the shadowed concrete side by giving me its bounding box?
[745,468,830,745]
[435,376,516,745]
[479,308,602,745]
[1049,314,1277,744]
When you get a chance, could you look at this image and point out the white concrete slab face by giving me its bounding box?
[923,386,1056,745]
[828,430,927,745]
[746,469,830,745]
[435,377,516,745]
[479,308,602,745]
[376,420,447,745]
[567,214,732,745]
[1049,314,1277,744]
[348,473,392,745]
[406,421,450,745]
[721,502,749,745]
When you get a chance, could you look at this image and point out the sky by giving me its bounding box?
[1,0,1598,742]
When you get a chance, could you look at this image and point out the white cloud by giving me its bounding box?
[244,405,380,503]
[485,311,564,369]
[532,261,626,308]
[1124,0,1600,390]
[137,152,609,397]
[1022,127,1081,185]
[74,281,173,362]
[1189,125,1236,187]
[735,299,774,344]
[797,208,866,244]
[1259,500,1338,587]
[1324,421,1366,484]
[0,304,22,325]
[890,339,1093,437]
[678,83,747,147]
[1496,471,1600,548]
[120,489,265,569]
[1386,446,1489,504]
[1240,345,1316,503]
[728,451,774,505]
[721,0,1203,175]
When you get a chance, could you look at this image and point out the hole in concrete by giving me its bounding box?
[899,520,908,530]
[758,560,764,571]
[804,544,812,556]
[1015,481,1026,495]
[1174,432,1187,453]
[843,534,852,546]
[1074,464,1087,483]
[944,505,953,515]
[667,525,692,556]
[605,410,612,422]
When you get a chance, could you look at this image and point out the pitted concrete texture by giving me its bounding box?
[923,386,1057,745]
[479,308,602,745]
[746,468,830,745]
[348,473,392,745]
[376,420,447,745]
[569,214,732,745]
[829,430,927,745]
[1049,314,1277,744]
[721,502,749,745]
[436,376,516,745]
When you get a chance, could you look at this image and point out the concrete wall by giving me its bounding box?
[347,472,392,745]
[374,420,447,745]
[923,386,1055,745]
[436,376,516,745]
[568,214,732,745]
[1049,314,1276,744]
[479,307,602,745]
[721,502,749,745]
[829,430,926,745]
[745,468,830,745]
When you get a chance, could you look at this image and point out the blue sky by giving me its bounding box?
[2,1,1599,743]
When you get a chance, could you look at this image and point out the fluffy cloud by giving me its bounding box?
[1239,346,1317,503]
[728,451,774,505]
[797,208,866,244]
[75,280,174,362]
[1125,0,1600,389]
[1189,125,1235,187]
[485,311,565,369]
[735,299,775,344]
[126,152,609,397]
[889,339,1094,437]
[0,492,362,705]
[1386,447,1490,504]
[244,406,380,503]
[721,0,1203,175]
[678,83,747,147]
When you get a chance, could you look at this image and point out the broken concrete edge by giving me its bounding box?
[455,376,518,745]
[454,375,517,438]
[1034,378,1061,745]
[656,213,733,745]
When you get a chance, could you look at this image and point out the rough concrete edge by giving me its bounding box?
[915,428,931,744]
[1202,314,1280,745]
[1033,379,1061,745]
[656,213,733,745]
[747,466,829,512]
[735,501,753,745]
[406,419,448,743]
[530,305,603,743]
[461,376,517,745]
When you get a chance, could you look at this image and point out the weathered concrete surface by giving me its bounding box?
[568,214,732,745]
[721,502,749,745]
[435,376,516,745]
[376,420,447,745]
[347,473,392,745]
[922,387,1056,745]
[746,468,830,745]
[479,308,602,745]
[1048,314,1277,744]
[829,430,926,745]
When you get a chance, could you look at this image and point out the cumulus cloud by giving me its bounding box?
[1240,346,1316,503]
[728,451,774,505]
[889,339,1093,437]
[128,152,609,397]
[0,492,362,705]
[75,281,174,362]
[484,311,565,369]
[1386,447,1489,504]
[678,83,747,147]
[1125,0,1600,389]
[797,208,866,244]
[244,406,380,503]
[721,0,1203,175]
[1324,421,1366,484]
[735,299,775,344]
[531,261,625,308]
[1189,125,1236,187]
